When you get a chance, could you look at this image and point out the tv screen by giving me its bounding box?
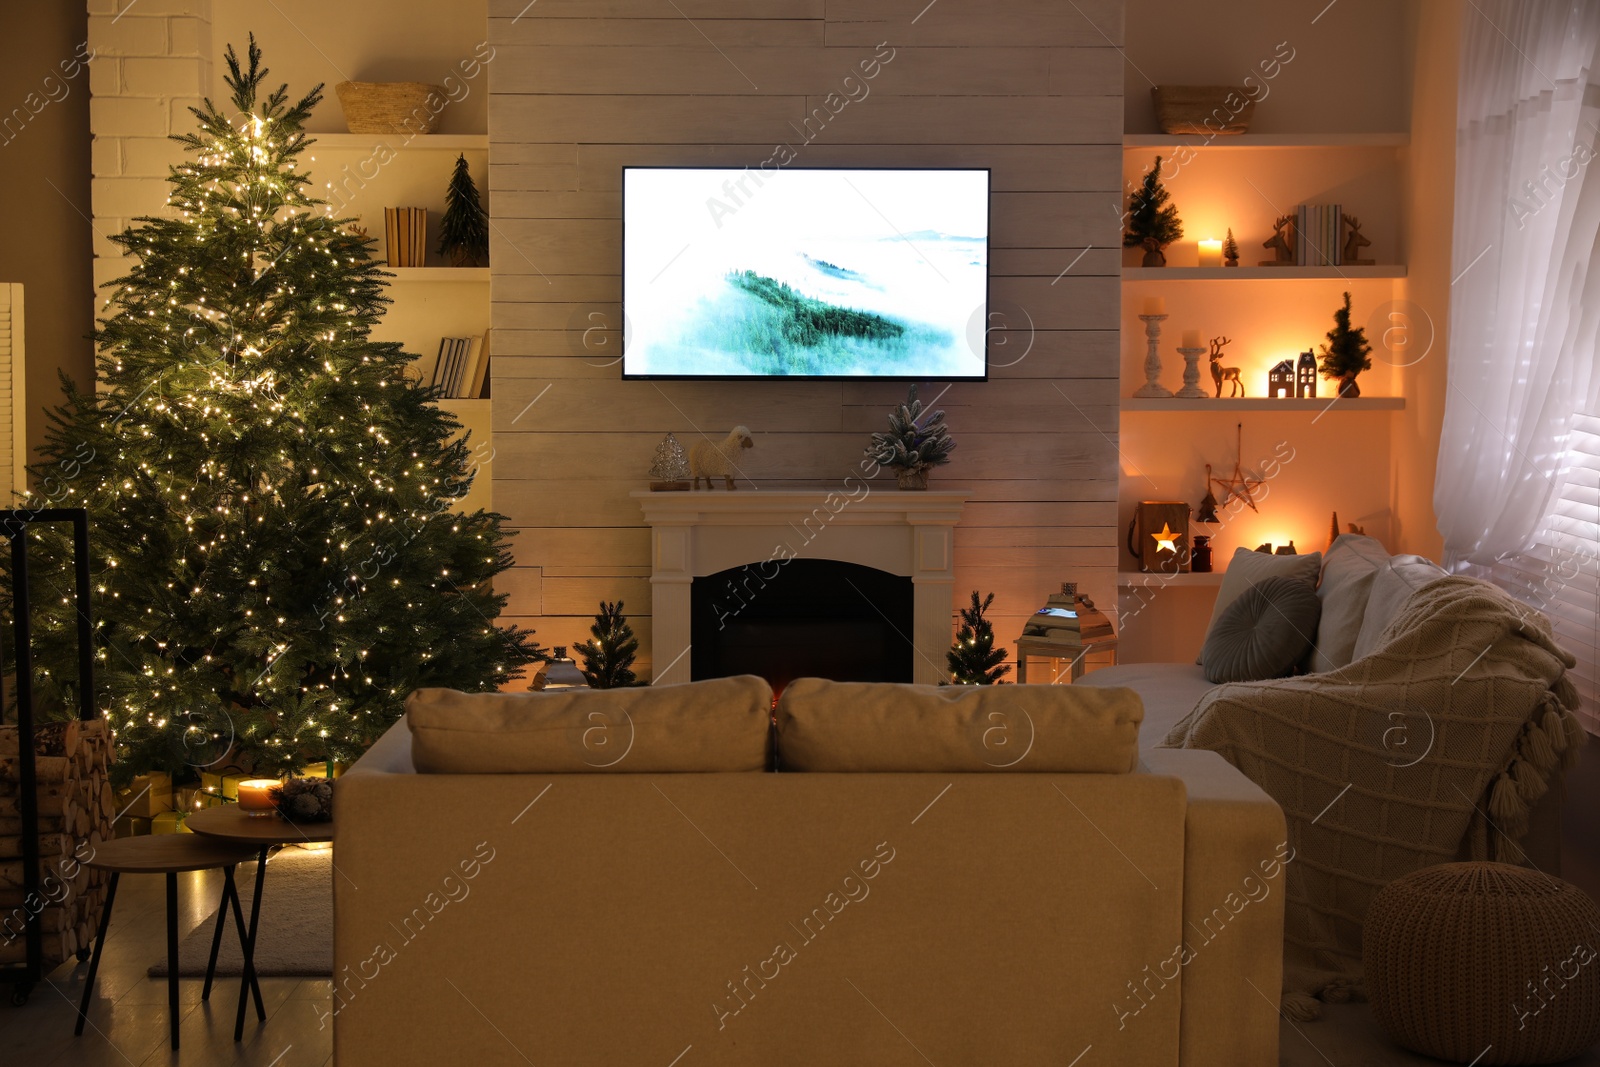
[621,167,990,380]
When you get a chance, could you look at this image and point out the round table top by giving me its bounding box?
[86,834,260,874]
[185,805,335,845]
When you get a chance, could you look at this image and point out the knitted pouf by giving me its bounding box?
[1364,862,1600,1065]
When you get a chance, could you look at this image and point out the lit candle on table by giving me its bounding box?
[237,779,280,818]
[1198,238,1223,267]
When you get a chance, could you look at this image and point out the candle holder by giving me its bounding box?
[1176,345,1209,398]
[1134,314,1173,398]
[236,778,281,818]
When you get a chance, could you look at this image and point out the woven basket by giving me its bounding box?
[1151,85,1256,136]
[1364,862,1600,1065]
[335,82,445,135]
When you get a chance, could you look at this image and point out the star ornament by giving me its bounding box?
[1150,522,1183,554]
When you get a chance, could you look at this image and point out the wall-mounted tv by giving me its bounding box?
[621,167,990,380]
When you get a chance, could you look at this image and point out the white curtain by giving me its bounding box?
[1436,0,1600,566]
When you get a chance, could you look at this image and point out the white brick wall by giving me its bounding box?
[87,1,212,334]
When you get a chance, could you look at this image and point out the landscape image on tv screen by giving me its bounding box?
[622,167,989,379]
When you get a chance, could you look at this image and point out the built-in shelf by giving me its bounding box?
[1123,265,1406,280]
[304,132,488,151]
[1117,571,1226,587]
[1122,397,1404,412]
[381,267,490,282]
[1123,133,1408,149]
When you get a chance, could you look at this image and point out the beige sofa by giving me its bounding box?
[332,679,1288,1067]
[1083,537,1567,865]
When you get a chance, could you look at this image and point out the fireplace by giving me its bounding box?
[690,559,913,691]
[634,489,966,685]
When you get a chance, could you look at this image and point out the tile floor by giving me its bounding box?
[0,867,331,1066]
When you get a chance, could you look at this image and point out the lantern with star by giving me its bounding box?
[1127,501,1192,574]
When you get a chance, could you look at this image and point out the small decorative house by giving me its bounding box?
[1296,349,1318,398]
[1268,359,1295,398]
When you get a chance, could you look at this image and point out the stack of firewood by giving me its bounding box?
[0,719,115,968]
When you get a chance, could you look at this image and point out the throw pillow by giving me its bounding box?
[1352,554,1449,660]
[405,675,773,773]
[1311,533,1391,673]
[1197,547,1323,663]
[1201,576,1323,684]
[774,677,1143,773]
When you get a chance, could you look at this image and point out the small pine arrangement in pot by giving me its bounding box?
[437,152,488,267]
[1123,155,1184,267]
[1222,228,1240,267]
[574,601,640,688]
[946,590,1011,685]
[1318,291,1373,398]
[864,384,956,490]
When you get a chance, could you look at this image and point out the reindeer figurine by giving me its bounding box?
[1260,215,1296,266]
[1209,336,1243,397]
[1341,213,1375,265]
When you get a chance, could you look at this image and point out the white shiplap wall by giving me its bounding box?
[487,0,1125,675]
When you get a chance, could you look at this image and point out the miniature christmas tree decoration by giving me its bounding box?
[946,591,1011,685]
[1223,228,1240,267]
[1318,292,1373,397]
[1123,156,1184,267]
[17,38,542,779]
[437,153,489,267]
[648,432,691,491]
[574,601,640,689]
[864,384,955,490]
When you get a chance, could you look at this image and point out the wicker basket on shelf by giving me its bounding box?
[1151,85,1256,135]
[335,82,444,135]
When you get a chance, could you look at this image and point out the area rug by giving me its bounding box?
[148,846,333,977]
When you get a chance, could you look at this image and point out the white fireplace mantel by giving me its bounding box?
[633,489,967,685]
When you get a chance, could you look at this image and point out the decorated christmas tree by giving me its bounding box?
[946,591,1011,685]
[1223,228,1240,267]
[1122,156,1183,266]
[437,153,488,267]
[1318,291,1373,397]
[15,39,542,780]
[574,601,639,689]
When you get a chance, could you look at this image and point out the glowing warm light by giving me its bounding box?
[1198,238,1223,267]
[1150,522,1182,555]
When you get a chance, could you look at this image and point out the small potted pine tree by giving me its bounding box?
[437,153,488,267]
[946,591,1011,685]
[864,384,955,490]
[1223,228,1240,267]
[1123,156,1183,267]
[1318,291,1373,398]
[574,601,640,688]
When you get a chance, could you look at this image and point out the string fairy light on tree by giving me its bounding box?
[13,37,543,780]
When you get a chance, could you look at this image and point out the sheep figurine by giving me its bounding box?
[689,426,754,490]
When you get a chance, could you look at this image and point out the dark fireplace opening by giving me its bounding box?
[690,559,914,693]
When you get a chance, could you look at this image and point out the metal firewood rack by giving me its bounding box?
[1,509,94,1006]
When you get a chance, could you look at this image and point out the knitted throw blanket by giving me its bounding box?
[1160,576,1586,1018]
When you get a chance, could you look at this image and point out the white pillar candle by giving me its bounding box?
[1198,238,1223,268]
[1142,296,1165,316]
[237,779,280,817]
[1181,329,1201,349]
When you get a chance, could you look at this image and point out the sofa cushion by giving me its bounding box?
[774,677,1142,772]
[1201,576,1323,684]
[1311,533,1391,673]
[1076,663,1215,750]
[1352,554,1449,660]
[1198,547,1323,663]
[405,675,773,773]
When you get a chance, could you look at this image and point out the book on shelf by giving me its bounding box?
[1295,203,1342,267]
[420,334,490,399]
